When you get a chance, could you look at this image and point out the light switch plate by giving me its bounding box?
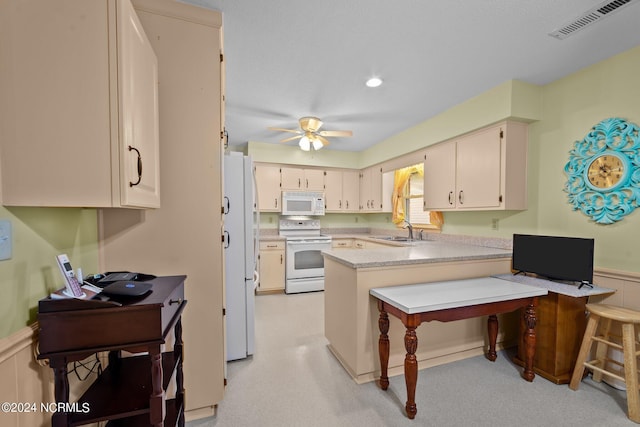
[0,219,12,260]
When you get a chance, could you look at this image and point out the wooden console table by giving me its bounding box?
[370,277,547,420]
[37,275,187,427]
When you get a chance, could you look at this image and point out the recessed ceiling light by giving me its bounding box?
[366,77,382,88]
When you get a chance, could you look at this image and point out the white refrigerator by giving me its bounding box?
[223,153,258,361]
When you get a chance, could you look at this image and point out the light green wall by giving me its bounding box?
[0,207,98,338]
[359,79,542,168]
[444,45,640,272]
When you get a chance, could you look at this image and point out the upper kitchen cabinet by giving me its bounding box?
[255,163,282,211]
[280,167,324,191]
[360,166,383,211]
[0,0,160,208]
[324,169,359,212]
[423,121,528,211]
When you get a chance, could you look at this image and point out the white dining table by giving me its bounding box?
[370,276,548,420]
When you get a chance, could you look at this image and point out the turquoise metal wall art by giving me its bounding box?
[564,117,640,224]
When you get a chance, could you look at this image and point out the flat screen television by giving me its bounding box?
[512,234,594,284]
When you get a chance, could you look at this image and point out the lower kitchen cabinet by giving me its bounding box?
[258,240,285,293]
[332,238,354,249]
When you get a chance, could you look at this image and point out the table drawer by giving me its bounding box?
[161,280,185,336]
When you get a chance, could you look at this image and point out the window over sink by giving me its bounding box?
[391,163,443,231]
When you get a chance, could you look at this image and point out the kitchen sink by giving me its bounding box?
[374,236,414,242]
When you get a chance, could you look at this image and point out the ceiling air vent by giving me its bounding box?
[549,0,637,40]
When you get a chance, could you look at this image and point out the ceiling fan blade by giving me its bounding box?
[317,135,331,146]
[280,135,303,143]
[268,127,301,134]
[319,130,353,137]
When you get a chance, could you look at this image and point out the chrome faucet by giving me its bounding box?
[403,220,414,240]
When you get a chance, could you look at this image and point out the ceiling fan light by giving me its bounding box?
[299,136,311,151]
[312,138,323,150]
[366,77,383,88]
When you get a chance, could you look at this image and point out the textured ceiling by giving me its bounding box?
[181,0,640,152]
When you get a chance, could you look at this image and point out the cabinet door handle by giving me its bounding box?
[448,191,454,205]
[223,196,230,214]
[223,230,230,249]
[339,200,342,208]
[346,200,349,209]
[306,179,309,188]
[280,254,283,264]
[298,178,301,187]
[275,198,278,208]
[128,146,142,187]
[458,190,464,205]
[170,298,183,305]
[221,128,229,148]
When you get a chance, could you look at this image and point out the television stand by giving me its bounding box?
[493,274,614,384]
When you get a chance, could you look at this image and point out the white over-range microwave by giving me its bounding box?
[281,191,325,216]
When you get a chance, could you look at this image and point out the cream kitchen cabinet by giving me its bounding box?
[280,167,325,191]
[423,120,528,211]
[332,238,354,249]
[258,241,286,292]
[100,0,225,415]
[359,166,383,211]
[0,0,160,208]
[255,163,282,211]
[324,170,359,212]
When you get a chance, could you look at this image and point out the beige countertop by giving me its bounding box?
[259,234,285,242]
[260,230,512,268]
[322,240,511,268]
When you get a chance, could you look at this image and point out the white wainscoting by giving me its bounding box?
[592,268,640,309]
[0,324,53,427]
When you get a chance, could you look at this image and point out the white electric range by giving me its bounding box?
[278,218,332,294]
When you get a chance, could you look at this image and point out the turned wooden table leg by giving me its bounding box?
[377,301,390,390]
[522,300,538,382]
[487,314,498,362]
[404,325,418,420]
[51,357,69,427]
[149,347,165,426]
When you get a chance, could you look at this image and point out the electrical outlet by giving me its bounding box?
[491,218,499,231]
[0,219,12,260]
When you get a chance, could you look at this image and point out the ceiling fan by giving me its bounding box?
[268,116,352,151]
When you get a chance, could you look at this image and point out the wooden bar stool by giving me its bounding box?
[569,303,640,423]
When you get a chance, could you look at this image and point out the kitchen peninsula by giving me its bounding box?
[322,236,515,384]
